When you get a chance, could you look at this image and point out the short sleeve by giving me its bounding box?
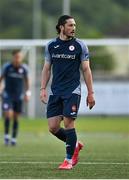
[22,64,29,78]
[80,42,89,61]
[1,63,9,76]
[44,43,51,63]
[77,40,89,61]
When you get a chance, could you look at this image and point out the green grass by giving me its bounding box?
[0,116,129,179]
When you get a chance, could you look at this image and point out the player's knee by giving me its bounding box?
[49,126,59,134]
[64,117,75,129]
[48,117,61,134]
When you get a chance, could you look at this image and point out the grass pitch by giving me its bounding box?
[0,116,129,179]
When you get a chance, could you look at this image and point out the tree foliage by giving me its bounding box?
[0,0,129,39]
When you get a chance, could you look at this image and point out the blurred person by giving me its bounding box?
[40,15,95,170]
[0,50,31,146]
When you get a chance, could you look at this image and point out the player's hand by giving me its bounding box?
[24,90,31,102]
[86,93,95,110]
[24,95,30,102]
[40,88,47,104]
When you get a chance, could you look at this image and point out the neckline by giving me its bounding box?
[57,37,75,43]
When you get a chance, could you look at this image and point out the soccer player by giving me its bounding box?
[0,49,31,146]
[40,15,95,170]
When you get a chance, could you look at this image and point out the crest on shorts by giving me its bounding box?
[72,105,77,112]
[69,45,75,51]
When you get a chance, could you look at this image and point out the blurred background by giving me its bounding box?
[1,0,129,39]
[0,0,129,117]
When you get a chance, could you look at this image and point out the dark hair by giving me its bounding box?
[56,15,74,34]
[12,49,21,56]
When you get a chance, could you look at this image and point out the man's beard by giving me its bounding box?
[63,30,74,39]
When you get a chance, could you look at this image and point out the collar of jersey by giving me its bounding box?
[57,37,75,43]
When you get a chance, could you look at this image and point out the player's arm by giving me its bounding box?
[81,60,95,109]
[23,65,31,102]
[0,75,4,83]
[80,42,95,109]
[0,75,4,95]
[40,42,52,104]
[40,61,51,104]
[24,75,31,101]
[0,64,6,94]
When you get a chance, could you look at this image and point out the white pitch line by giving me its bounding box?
[0,161,129,165]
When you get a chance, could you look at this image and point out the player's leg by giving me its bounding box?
[48,116,66,142]
[59,94,82,169]
[64,117,77,161]
[11,100,22,145]
[11,112,19,145]
[58,117,76,169]
[2,98,13,145]
[47,95,66,142]
[3,111,13,145]
[63,94,81,161]
[64,117,83,167]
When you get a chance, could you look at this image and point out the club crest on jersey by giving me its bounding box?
[69,45,75,51]
[18,68,24,74]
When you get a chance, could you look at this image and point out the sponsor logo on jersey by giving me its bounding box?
[52,53,76,60]
[54,45,60,48]
[66,144,71,147]
[8,72,23,78]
